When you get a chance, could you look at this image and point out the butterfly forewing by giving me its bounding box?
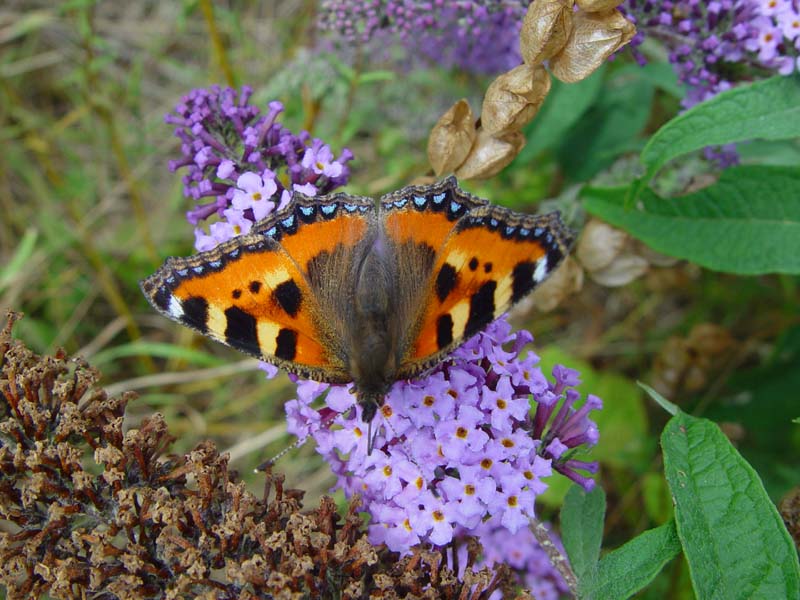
[141,202,363,383]
[379,179,489,345]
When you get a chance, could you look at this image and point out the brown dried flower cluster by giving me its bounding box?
[0,312,520,600]
[428,0,635,180]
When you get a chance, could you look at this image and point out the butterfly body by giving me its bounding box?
[141,177,574,419]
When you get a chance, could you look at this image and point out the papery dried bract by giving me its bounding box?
[520,0,575,65]
[481,64,551,136]
[588,253,648,287]
[454,129,525,180]
[550,9,636,83]
[576,219,629,272]
[575,0,623,11]
[427,99,477,175]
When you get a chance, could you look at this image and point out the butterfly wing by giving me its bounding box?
[140,193,376,383]
[379,178,487,346]
[380,177,574,379]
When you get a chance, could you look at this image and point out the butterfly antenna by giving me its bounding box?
[256,409,342,471]
[256,437,308,472]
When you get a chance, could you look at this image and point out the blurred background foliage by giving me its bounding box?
[1,2,798,597]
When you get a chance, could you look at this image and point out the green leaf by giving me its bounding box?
[561,485,606,583]
[639,382,679,415]
[584,520,681,600]
[640,75,800,181]
[516,65,606,162]
[557,65,654,180]
[358,70,395,84]
[706,325,800,499]
[662,412,800,600]
[90,341,225,368]
[583,166,800,275]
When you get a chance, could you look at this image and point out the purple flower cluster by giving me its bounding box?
[452,517,570,600]
[317,0,528,74]
[622,1,800,108]
[165,85,353,251]
[285,315,601,555]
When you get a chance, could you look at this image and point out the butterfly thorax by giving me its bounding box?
[347,236,399,420]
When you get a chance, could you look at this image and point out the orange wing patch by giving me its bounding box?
[408,206,569,362]
[381,179,487,255]
[140,235,344,379]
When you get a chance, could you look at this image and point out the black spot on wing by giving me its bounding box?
[435,263,458,303]
[275,328,297,360]
[464,280,497,339]
[181,297,209,334]
[232,289,242,299]
[511,262,536,304]
[273,279,302,317]
[469,257,479,271]
[153,286,171,311]
[249,280,262,294]
[224,306,259,354]
[484,262,493,273]
[436,314,454,350]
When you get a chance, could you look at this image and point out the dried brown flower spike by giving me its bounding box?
[0,312,514,599]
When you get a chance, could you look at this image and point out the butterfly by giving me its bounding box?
[141,177,573,426]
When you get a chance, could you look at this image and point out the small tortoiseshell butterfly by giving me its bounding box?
[141,177,573,423]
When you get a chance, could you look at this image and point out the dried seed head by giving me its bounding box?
[0,311,512,598]
[455,129,526,180]
[575,0,624,11]
[576,219,630,272]
[550,9,636,83]
[481,64,551,136]
[427,99,477,175]
[520,0,575,65]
